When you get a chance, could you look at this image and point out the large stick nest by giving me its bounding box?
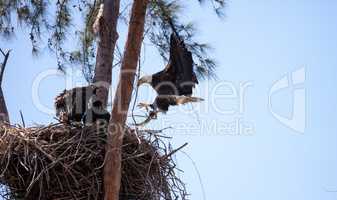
[0,123,187,200]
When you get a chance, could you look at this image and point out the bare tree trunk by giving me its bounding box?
[104,0,148,199]
[0,49,10,124]
[93,0,120,107]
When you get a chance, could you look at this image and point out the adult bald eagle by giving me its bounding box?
[54,85,110,125]
[137,33,203,116]
[55,85,97,123]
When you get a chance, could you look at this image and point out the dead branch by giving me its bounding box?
[162,142,188,160]
[0,49,11,87]
[19,110,26,127]
[0,48,10,123]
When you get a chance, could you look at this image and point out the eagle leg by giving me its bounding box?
[134,111,158,127]
[174,95,204,105]
[149,111,158,119]
[137,102,152,112]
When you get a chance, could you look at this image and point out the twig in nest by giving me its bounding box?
[0,123,188,200]
[161,142,188,160]
[19,110,25,127]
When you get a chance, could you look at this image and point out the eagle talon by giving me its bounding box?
[137,102,151,112]
[133,111,159,127]
[149,111,157,119]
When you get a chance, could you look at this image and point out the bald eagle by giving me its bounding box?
[137,33,203,119]
[55,85,97,123]
[54,85,110,125]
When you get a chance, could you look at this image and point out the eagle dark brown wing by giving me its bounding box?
[148,33,199,115]
[169,33,197,96]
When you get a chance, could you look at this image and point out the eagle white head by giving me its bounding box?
[137,75,152,86]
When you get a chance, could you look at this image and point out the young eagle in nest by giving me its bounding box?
[137,33,203,123]
[54,85,110,125]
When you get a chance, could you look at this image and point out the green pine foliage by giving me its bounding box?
[0,0,225,82]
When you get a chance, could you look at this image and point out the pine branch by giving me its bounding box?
[145,0,226,80]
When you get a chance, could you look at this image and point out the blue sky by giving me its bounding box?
[1,0,337,199]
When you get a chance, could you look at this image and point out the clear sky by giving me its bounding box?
[1,0,337,200]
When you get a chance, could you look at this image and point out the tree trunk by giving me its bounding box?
[93,0,120,107]
[0,49,10,124]
[104,0,148,199]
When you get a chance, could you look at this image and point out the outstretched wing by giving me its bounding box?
[169,33,197,96]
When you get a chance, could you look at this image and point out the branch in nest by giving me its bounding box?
[161,142,188,161]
